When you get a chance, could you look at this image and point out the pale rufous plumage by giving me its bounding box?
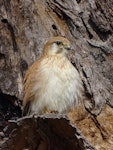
[23,36,83,116]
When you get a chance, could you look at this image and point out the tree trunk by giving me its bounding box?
[0,0,113,149]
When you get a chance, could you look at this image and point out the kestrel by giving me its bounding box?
[23,36,83,116]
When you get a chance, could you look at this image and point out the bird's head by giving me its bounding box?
[43,36,71,57]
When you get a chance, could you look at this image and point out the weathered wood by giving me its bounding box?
[0,0,113,149]
[0,114,95,150]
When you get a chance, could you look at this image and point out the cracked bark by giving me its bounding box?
[0,115,96,150]
[0,0,113,149]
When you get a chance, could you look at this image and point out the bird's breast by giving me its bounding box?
[30,55,83,114]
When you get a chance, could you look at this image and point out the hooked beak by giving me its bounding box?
[65,46,71,50]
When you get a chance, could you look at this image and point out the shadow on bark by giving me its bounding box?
[0,114,95,150]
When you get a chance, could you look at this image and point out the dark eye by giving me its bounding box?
[56,41,62,45]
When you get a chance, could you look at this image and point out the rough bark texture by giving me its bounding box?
[0,114,96,150]
[0,0,113,149]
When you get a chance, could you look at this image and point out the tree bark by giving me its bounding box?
[0,0,113,149]
[0,114,96,150]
